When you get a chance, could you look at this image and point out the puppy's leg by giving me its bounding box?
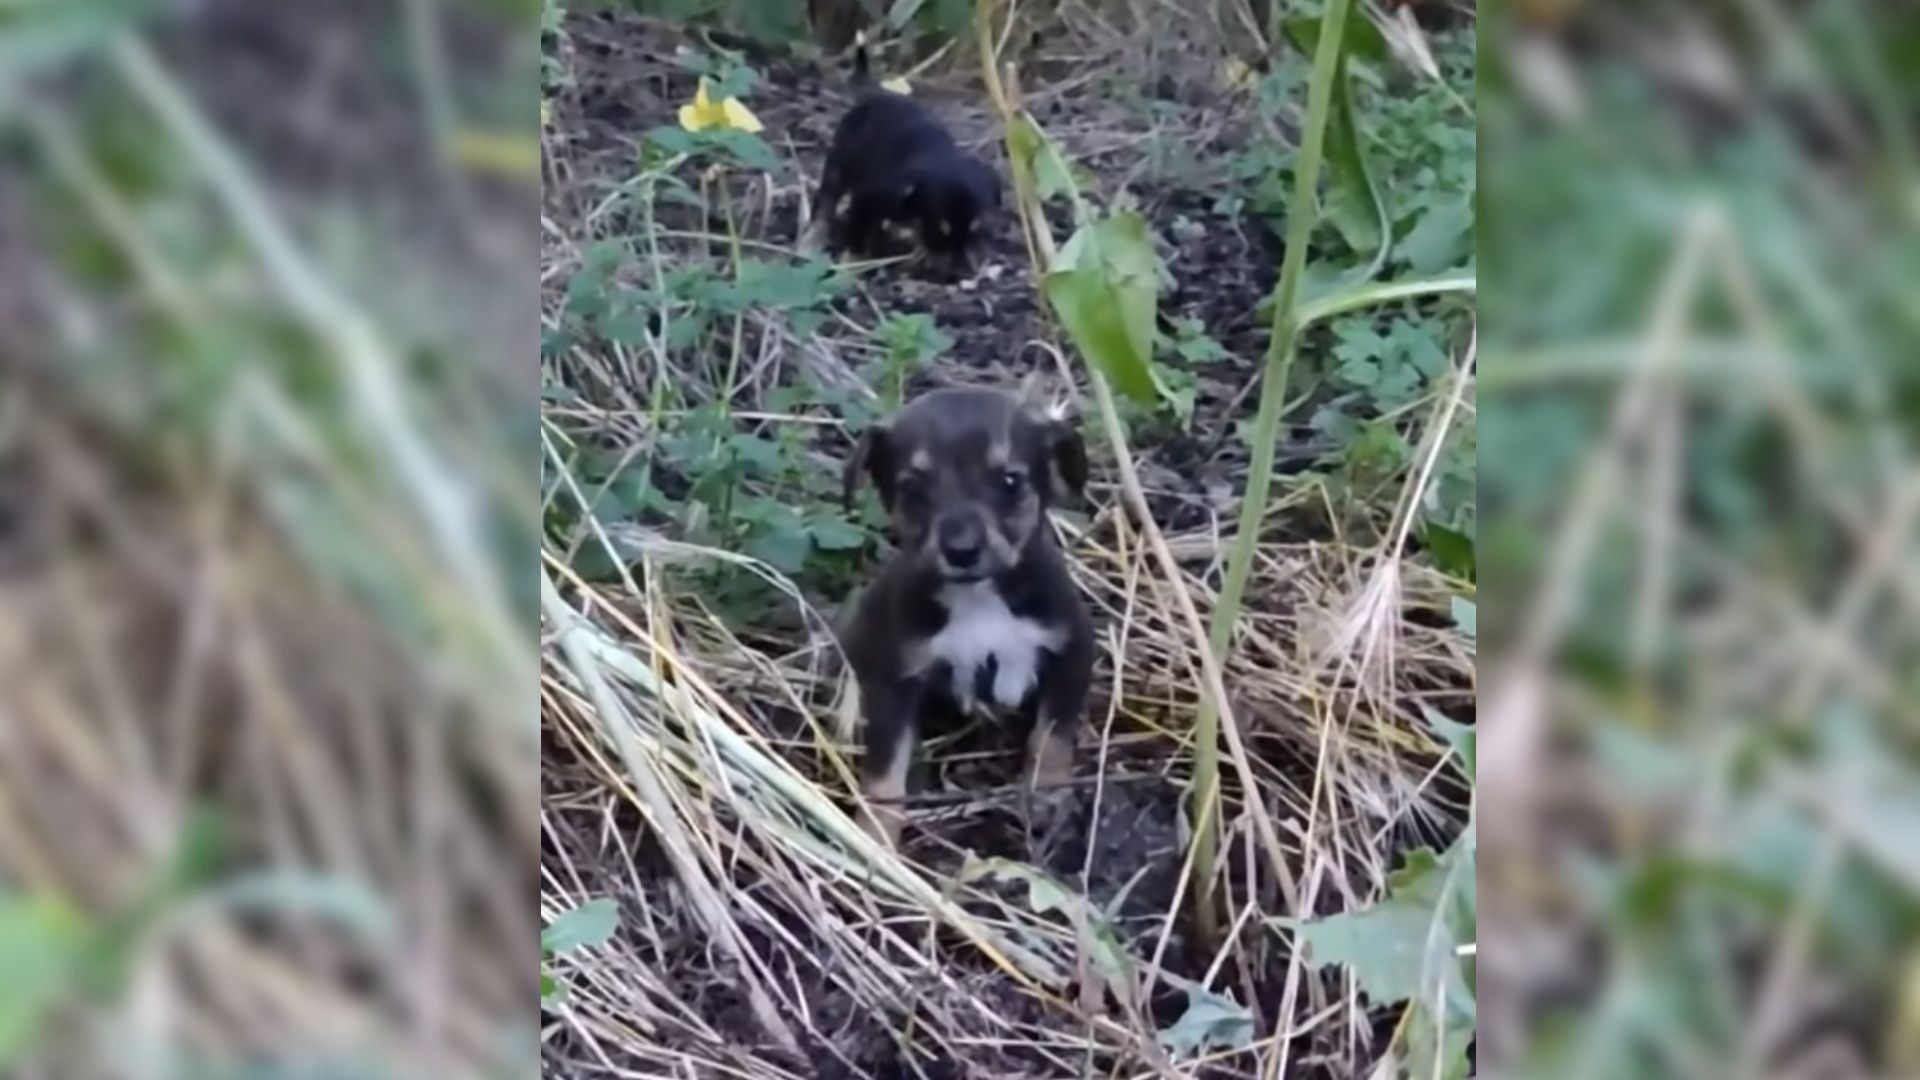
[1023,633,1093,851]
[845,186,898,258]
[801,162,841,255]
[858,678,921,846]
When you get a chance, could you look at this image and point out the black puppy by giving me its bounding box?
[806,39,1001,275]
[840,387,1093,846]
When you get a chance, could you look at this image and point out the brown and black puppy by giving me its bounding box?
[804,38,1001,276]
[840,387,1092,846]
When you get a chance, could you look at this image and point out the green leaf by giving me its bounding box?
[1588,724,1694,802]
[1420,705,1476,778]
[1151,365,1198,428]
[874,312,953,366]
[1157,985,1255,1057]
[734,258,843,311]
[211,873,398,944]
[1165,317,1230,365]
[1450,596,1476,640]
[0,894,91,1068]
[1286,833,1476,1030]
[644,125,700,157]
[160,804,231,895]
[540,970,562,1006]
[0,0,160,107]
[1345,419,1408,475]
[737,499,811,573]
[1401,196,1474,274]
[1045,212,1161,405]
[1295,855,1443,1003]
[1283,15,1390,273]
[675,50,760,97]
[601,307,658,347]
[1423,521,1475,580]
[1293,272,1476,329]
[726,434,785,476]
[807,513,867,552]
[886,0,930,29]
[542,898,619,956]
[743,526,810,573]
[1403,998,1475,1080]
[643,126,780,172]
[1008,112,1079,208]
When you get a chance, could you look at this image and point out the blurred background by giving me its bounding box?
[0,1,538,1077]
[1481,0,1920,1076]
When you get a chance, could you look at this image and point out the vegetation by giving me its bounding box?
[1478,1,1920,1074]
[541,0,1475,1077]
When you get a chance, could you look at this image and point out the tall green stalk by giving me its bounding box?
[1190,0,1354,934]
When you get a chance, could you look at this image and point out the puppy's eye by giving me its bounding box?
[999,469,1025,493]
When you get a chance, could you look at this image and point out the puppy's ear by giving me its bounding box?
[976,161,1003,209]
[842,426,895,511]
[1047,419,1087,501]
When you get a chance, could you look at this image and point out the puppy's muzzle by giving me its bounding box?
[933,512,990,579]
[935,512,983,574]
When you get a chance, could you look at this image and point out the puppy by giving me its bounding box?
[805,38,1002,275]
[839,387,1093,846]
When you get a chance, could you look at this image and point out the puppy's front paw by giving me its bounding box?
[797,214,830,257]
[861,800,905,849]
[1022,785,1078,860]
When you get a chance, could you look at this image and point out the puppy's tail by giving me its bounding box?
[852,29,874,89]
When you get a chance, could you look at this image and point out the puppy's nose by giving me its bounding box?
[936,515,984,569]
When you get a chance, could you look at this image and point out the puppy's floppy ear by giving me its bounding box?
[842,425,896,510]
[1047,418,1088,500]
[1018,380,1085,498]
[974,160,1003,209]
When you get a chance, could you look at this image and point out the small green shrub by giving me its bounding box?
[545,53,880,613]
[868,313,953,412]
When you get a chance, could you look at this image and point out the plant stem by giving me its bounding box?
[1190,0,1354,933]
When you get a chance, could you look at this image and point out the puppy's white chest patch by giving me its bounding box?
[911,582,1064,710]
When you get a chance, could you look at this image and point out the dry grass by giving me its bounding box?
[0,4,534,1072]
[0,379,530,1076]
[539,503,1473,1076]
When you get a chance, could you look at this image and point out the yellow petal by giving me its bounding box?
[1223,57,1255,92]
[880,76,911,95]
[720,98,763,133]
[680,80,720,130]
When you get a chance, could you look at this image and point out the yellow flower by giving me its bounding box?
[1222,56,1256,93]
[880,76,911,96]
[678,78,763,133]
